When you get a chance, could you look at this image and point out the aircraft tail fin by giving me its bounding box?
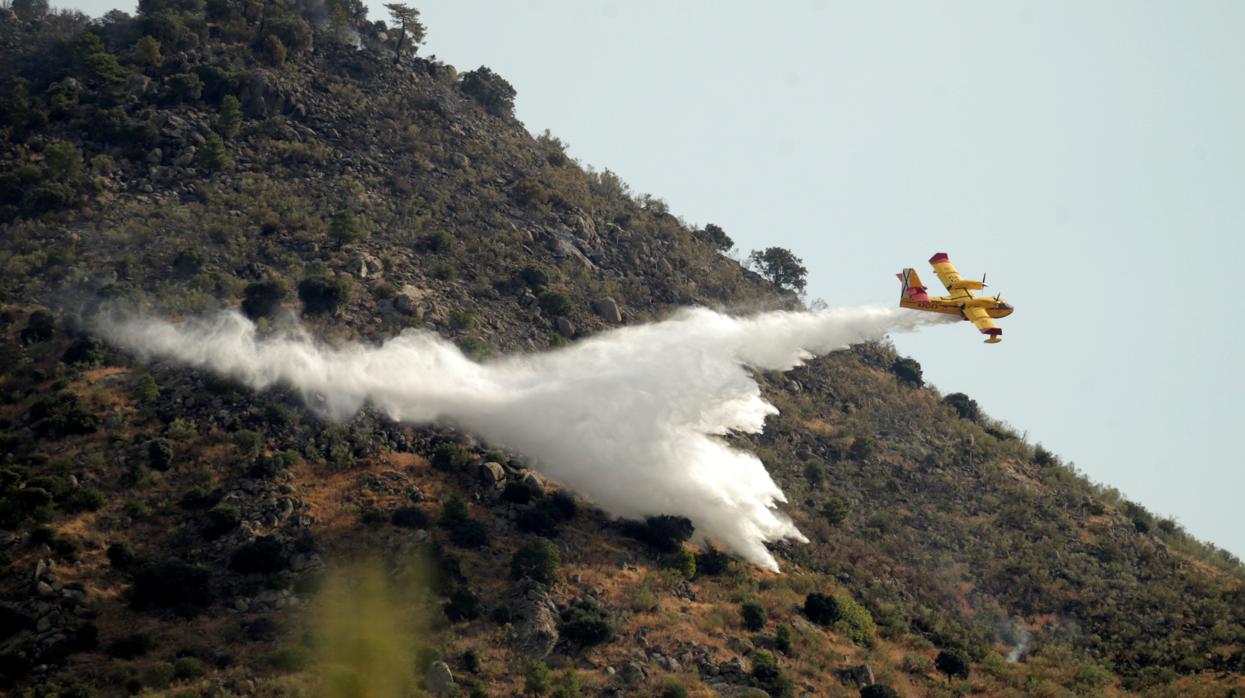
[896,268,930,303]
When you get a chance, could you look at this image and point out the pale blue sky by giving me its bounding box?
[66,0,1245,557]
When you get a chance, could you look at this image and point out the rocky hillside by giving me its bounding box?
[0,3,1242,697]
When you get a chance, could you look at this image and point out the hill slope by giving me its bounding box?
[0,4,1242,697]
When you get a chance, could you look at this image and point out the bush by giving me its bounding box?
[701,223,734,252]
[130,559,214,613]
[20,310,55,343]
[165,72,203,102]
[664,546,696,581]
[133,374,158,403]
[431,443,471,471]
[501,479,542,505]
[64,487,106,513]
[559,598,612,648]
[328,208,366,246]
[229,536,287,574]
[510,537,560,585]
[270,646,311,671]
[747,247,808,295]
[942,393,980,421]
[751,650,794,698]
[695,547,732,577]
[901,652,933,674]
[146,438,174,470]
[107,542,137,569]
[263,35,287,66]
[241,280,287,319]
[107,632,155,659]
[624,514,694,554]
[298,276,351,315]
[849,435,875,461]
[659,680,689,698]
[860,686,902,698]
[891,357,923,387]
[173,656,205,680]
[422,230,453,252]
[822,496,848,526]
[202,503,241,539]
[28,393,98,438]
[233,429,263,459]
[265,13,312,54]
[804,592,841,626]
[391,506,428,529]
[460,66,516,116]
[524,660,551,696]
[197,133,230,171]
[443,586,481,622]
[133,35,162,67]
[516,492,577,537]
[935,649,971,681]
[449,518,489,549]
[519,265,550,290]
[775,624,793,654]
[217,94,242,139]
[741,601,767,631]
[538,291,573,317]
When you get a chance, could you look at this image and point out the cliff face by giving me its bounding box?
[0,5,1242,697]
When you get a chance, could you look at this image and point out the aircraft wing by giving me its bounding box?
[963,306,1003,344]
[929,252,983,298]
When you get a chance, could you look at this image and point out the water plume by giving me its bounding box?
[101,305,945,570]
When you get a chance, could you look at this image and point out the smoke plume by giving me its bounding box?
[102,305,943,570]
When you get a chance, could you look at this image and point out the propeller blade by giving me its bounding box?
[982,273,988,287]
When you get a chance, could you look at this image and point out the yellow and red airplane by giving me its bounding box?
[897,252,1014,344]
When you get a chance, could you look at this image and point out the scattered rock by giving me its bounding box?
[555,317,575,338]
[591,296,622,323]
[425,661,455,693]
[834,663,875,688]
[509,579,559,659]
[449,152,470,169]
[477,461,505,486]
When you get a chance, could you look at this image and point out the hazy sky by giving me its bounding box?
[65,0,1245,557]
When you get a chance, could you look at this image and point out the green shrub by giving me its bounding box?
[107,542,137,569]
[835,594,877,644]
[229,536,287,574]
[173,656,205,680]
[510,537,560,585]
[942,393,980,421]
[133,374,159,403]
[891,357,923,387]
[443,586,480,622]
[20,310,55,343]
[28,393,98,438]
[741,601,767,631]
[659,680,689,698]
[197,133,231,171]
[746,247,807,295]
[232,429,263,459]
[449,518,489,549]
[269,646,310,671]
[266,13,313,53]
[501,479,542,505]
[701,223,734,252]
[298,276,351,315]
[422,230,453,252]
[559,598,612,648]
[202,503,241,539]
[132,35,162,67]
[860,686,902,698]
[935,648,970,681]
[550,669,583,698]
[263,35,287,66]
[217,94,242,139]
[460,66,516,116]
[775,624,793,654]
[431,443,471,471]
[901,652,933,674]
[695,547,732,577]
[663,546,696,581]
[804,592,841,626]
[166,72,203,102]
[328,208,366,246]
[147,438,174,471]
[130,559,214,613]
[537,291,573,317]
[524,660,551,696]
[751,650,794,698]
[64,487,106,512]
[391,506,428,529]
[107,632,155,659]
[822,496,848,526]
[519,266,550,290]
[241,280,287,319]
[448,310,477,331]
[623,515,693,554]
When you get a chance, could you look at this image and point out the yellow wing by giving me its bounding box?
[929,252,985,298]
[963,306,1003,344]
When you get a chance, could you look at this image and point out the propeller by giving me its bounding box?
[982,273,988,287]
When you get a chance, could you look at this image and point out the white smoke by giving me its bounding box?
[101,305,944,570]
